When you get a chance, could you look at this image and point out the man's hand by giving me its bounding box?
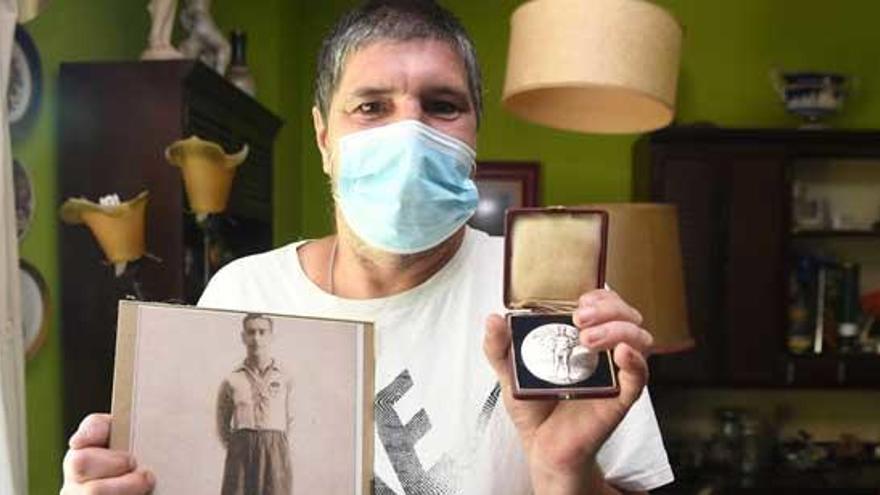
[483,289,653,495]
[61,413,154,495]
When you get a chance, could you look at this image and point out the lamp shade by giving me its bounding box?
[503,0,683,134]
[583,203,693,353]
[165,136,248,220]
[60,191,149,264]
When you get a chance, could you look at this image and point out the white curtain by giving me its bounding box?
[0,0,27,492]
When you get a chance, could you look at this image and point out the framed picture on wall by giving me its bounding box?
[469,161,540,236]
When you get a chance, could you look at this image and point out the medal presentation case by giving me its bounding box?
[504,207,619,399]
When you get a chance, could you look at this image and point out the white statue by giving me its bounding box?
[141,0,184,60]
[178,0,231,74]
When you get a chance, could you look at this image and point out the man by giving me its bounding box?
[61,1,672,494]
[216,314,293,495]
[550,326,580,382]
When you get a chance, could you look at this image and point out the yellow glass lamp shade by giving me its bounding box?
[502,0,683,134]
[165,136,249,220]
[60,191,149,264]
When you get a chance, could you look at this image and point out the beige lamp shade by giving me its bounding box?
[583,203,693,353]
[17,0,50,23]
[503,0,683,134]
[60,191,149,264]
[165,136,249,219]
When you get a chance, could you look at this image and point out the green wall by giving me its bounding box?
[213,0,304,245]
[16,1,880,493]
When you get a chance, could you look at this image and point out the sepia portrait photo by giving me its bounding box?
[111,302,373,495]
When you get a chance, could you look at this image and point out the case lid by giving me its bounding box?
[504,207,608,311]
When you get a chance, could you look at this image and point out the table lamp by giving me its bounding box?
[502,0,683,134]
[583,203,693,353]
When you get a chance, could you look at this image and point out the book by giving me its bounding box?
[110,301,374,494]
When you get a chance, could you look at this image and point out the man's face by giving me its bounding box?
[313,38,478,176]
[241,318,273,353]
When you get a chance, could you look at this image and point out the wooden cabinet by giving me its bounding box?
[634,127,880,387]
[58,61,282,439]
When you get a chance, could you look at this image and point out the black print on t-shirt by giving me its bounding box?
[372,370,501,495]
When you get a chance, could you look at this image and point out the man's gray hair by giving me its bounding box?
[314,0,483,124]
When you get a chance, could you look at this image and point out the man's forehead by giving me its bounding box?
[244,318,271,330]
[336,39,469,94]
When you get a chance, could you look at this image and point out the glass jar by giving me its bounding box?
[706,408,744,471]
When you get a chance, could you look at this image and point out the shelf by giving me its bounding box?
[792,230,880,239]
[780,353,880,387]
[785,353,880,362]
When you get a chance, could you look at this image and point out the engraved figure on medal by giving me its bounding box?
[521,323,598,385]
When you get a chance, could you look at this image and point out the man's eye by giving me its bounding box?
[355,101,385,115]
[425,100,460,118]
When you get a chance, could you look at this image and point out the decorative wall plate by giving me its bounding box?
[13,158,34,241]
[20,259,50,360]
[8,25,42,135]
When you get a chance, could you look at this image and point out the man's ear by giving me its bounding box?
[313,106,332,175]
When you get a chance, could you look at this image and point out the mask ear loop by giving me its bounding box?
[327,237,339,296]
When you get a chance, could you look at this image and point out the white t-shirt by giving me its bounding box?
[198,227,674,494]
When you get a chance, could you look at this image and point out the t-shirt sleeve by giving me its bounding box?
[596,386,674,491]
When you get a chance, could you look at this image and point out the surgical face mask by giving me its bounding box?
[334,120,479,254]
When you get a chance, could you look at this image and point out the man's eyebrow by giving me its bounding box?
[423,85,472,106]
[345,85,470,100]
[347,86,395,99]
[423,85,468,97]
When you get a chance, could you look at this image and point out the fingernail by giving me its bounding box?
[129,455,138,470]
[144,470,155,486]
[577,307,597,325]
[69,426,87,447]
[587,328,607,343]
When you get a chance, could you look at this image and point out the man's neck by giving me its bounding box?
[245,354,272,372]
[298,222,466,300]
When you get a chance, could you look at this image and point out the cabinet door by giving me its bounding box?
[721,156,786,385]
[648,151,727,385]
[647,149,786,386]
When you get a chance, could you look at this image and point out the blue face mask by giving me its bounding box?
[335,120,479,254]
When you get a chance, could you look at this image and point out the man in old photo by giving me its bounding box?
[216,314,293,495]
[61,1,672,493]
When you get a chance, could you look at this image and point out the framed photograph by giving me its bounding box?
[468,161,540,236]
[110,301,374,494]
